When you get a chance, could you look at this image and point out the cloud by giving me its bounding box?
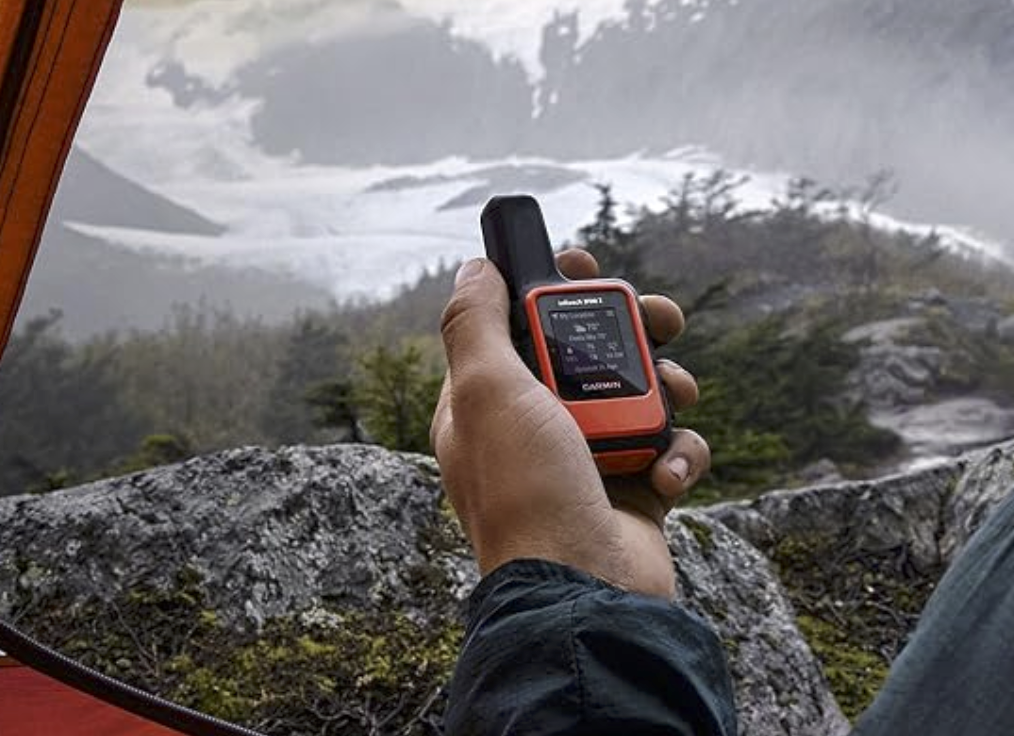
[137,0,420,87]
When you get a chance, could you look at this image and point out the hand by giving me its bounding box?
[430,250,709,599]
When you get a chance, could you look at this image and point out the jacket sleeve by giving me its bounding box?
[444,559,737,736]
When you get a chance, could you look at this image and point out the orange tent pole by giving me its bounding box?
[0,0,123,360]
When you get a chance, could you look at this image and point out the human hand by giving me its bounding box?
[430,249,709,599]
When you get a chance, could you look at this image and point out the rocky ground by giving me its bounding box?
[1,440,1013,735]
[841,291,1014,470]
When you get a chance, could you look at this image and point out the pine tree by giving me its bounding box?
[350,344,442,453]
[261,315,346,444]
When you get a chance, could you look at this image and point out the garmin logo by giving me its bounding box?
[582,380,622,392]
[557,296,604,307]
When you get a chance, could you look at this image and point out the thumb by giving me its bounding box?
[440,259,519,378]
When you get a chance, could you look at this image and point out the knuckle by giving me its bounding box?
[450,365,498,406]
[659,360,699,405]
[439,292,470,342]
[688,431,712,472]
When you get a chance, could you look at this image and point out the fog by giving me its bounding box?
[24,0,1014,338]
[151,0,1014,247]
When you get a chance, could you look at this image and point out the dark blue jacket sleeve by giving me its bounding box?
[444,559,737,736]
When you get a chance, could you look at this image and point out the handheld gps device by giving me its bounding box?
[481,194,671,475]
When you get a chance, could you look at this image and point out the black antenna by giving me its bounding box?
[481,195,564,301]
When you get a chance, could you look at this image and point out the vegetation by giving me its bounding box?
[0,296,446,495]
[3,173,1012,498]
[13,566,461,735]
[3,174,1012,728]
[310,342,444,454]
[770,534,942,720]
[675,316,900,501]
[0,311,146,494]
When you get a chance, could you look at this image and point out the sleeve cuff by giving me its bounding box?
[447,558,737,736]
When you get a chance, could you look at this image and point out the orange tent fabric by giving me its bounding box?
[0,657,185,736]
[0,0,123,360]
[0,5,196,735]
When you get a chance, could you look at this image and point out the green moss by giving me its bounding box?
[722,636,742,658]
[796,615,889,719]
[176,667,250,724]
[769,533,941,721]
[680,515,716,553]
[178,609,460,729]
[13,567,463,736]
[116,434,193,474]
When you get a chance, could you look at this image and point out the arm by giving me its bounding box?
[445,560,736,736]
[432,251,736,734]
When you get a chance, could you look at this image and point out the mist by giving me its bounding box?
[177,0,1014,248]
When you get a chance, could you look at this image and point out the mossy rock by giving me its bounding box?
[680,515,716,553]
[768,533,941,721]
[12,567,463,736]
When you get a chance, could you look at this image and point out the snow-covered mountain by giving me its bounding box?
[19,0,1014,335]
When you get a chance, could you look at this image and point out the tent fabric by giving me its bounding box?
[0,6,204,736]
[0,0,123,360]
[0,658,185,736]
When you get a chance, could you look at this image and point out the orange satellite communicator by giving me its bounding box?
[481,195,671,475]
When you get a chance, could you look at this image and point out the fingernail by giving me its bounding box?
[455,259,485,286]
[668,455,690,483]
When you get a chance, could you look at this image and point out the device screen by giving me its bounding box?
[550,308,631,376]
[538,291,649,401]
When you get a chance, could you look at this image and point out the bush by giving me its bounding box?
[673,316,899,499]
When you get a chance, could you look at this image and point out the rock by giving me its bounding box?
[945,297,1005,337]
[708,460,970,572]
[708,443,1014,729]
[939,441,1014,562]
[870,398,1014,459]
[2,440,1014,736]
[843,318,943,408]
[842,317,923,346]
[796,458,844,485]
[670,512,850,736]
[998,314,1014,345]
[911,287,946,307]
[843,301,1014,466]
[0,444,478,628]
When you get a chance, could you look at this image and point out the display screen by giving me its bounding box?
[549,308,632,377]
[538,290,649,401]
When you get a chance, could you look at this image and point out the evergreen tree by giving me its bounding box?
[578,182,671,293]
[261,315,347,444]
[305,378,363,443]
[350,343,442,453]
[0,313,144,495]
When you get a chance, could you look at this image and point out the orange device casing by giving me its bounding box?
[482,194,671,475]
[525,281,669,474]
